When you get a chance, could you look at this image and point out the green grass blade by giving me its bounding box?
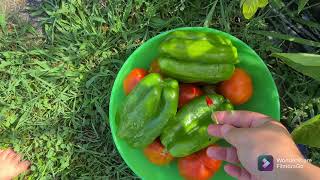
[203,0,218,27]
[219,0,230,32]
[254,30,320,48]
[292,18,320,30]
[298,0,309,13]
[0,13,6,31]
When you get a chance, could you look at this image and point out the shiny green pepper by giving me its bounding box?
[160,94,233,157]
[158,57,235,84]
[117,73,179,148]
[165,30,233,46]
[160,30,239,64]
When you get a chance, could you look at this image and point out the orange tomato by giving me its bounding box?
[178,147,222,180]
[143,139,174,166]
[179,84,203,108]
[123,68,148,95]
[218,68,253,105]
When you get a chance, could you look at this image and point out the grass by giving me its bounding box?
[0,0,319,179]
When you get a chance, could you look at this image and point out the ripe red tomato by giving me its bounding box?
[218,68,253,105]
[149,59,161,73]
[179,84,203,108]
[143,139,174,166]
[123,68,148,95]
[178,147,222,180]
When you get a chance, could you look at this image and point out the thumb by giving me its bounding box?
[221,124,247,148]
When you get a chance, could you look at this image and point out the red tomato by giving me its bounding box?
[143,139,174,166]
[179,84,203,108]
[178,155,213,180]
[149,59,161,73]
[178,147,222,180]
[123,68,148,95]
[218,68,253,105]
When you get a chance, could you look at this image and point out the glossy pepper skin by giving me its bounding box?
[158,57,234,84]
[160,94,233,157]
[117,73,179,148]
[160,30,239,64]
[164,30,233,46]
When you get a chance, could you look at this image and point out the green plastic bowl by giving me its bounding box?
[109,27,280,180]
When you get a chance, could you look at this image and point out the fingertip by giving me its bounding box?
[224,164,240,178]
[25,161,31,167]
[8,152,17,160]
[207,146,224,160]
[18,160,31,171]
[2,148,15,159]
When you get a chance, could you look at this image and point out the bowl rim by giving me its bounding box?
[109,26,280,179]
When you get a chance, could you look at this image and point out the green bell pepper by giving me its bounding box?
[117,73,179,148]
[158,57,235,84]
[160,31,239,64]
[165,30,233,46]
[160,94,233,157]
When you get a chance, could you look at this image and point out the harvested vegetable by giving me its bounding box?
[158,30,239,84]
[178,146,222,180]
[165,31,233,46]
[218,68,253,105]
[160,94,233,157]
[158,57,235,84]
[117,73,179,148]
[144,139,174,165]
[160,31,239,64]
[178,84,203,108]
[123,68,148,95]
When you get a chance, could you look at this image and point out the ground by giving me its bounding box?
[0,0,319,179]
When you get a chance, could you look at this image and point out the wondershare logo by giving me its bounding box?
[258,155,274,171]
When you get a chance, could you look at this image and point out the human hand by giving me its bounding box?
[207,111,320,180]
[0,148,30,180]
